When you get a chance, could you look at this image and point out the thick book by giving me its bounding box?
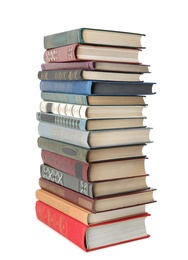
[41,61,150,73]
[43,28,145,49]
[39,101,146,119]
[36,112,146,130]
[43,43,141,63]
[36,200,150,251]
[39,178,156,212]
[38,69,142,82]
[41,92,146,105]
[38,122,152,148]
[41,149,147,182]
[40,164,149,198]
[37,137,147,163]
[40,80,156,95]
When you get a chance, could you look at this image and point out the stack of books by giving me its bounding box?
[35,27,156,252]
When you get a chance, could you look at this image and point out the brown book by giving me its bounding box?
[39,178,156,212]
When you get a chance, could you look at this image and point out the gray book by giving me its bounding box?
[40,164,149,198]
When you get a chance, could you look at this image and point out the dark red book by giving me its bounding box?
[41,149,147,182]
[39,178,156,212]
[35,200,150,252]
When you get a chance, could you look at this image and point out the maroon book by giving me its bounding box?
[38,177,156,213]
[41,149,147,182]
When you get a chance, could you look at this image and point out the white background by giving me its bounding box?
[1,0,188,259]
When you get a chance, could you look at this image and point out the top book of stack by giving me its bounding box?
[43,27,145,50]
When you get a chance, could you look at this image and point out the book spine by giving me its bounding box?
[40,80,93,95]
[43,44,79,62]
[44,28,82,49]
[38,122,90,148]
[38,70,83,81]
[36,112,87,130]
[40,164,94,198]
[39,178,94,211]
[35,200,87,251]
[41,92,89,105]
[41,61,95,71]
[35,189,91,225]
[40,101,88,119]
[37,137,89,163]
[41,149,89,181]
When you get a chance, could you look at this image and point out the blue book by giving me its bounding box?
[40,80,155,95]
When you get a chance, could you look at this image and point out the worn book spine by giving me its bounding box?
[35,200,88,251]
[41,149,89,181]
[41,92,90,105]
[36,112,87,130]
[41,61,95,70]
[38,69,83,81]
[39,177,94,211]
[38,121,90,148]
[43,44,79,62]
[35,189,91,225]
[37,137,89,163]
[44,28,83,49]
[40,164,94,198]
[40,80,93,95]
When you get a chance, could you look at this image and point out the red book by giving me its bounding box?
[35,200,150,252]
[43,43,141,63]
[41,149,147,182]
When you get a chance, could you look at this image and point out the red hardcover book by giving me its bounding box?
[35,200,150,252]
[41,149,147,182]
[43,43,141,64]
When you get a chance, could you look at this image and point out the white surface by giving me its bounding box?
[1,0,188,259]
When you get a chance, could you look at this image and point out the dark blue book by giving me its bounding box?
[40,80,156,95]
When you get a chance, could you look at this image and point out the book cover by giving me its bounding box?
[41,149,147,182]
[40,164,149,198]
[35,200,150,251]
[40,80,156,95]
[37,137,147,163]
[43,28,145,49]
[39,178,156,212]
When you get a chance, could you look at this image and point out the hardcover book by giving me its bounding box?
[37,137,147,163]
[38,122,152,148]
[43,43,141,63]
[41,61,150,73]
[41,149,147,182]
[38,69,142,82]
[43,28,145,49]
[39,101,146,119]
[36,112,146,130]
[40,164,149,198]
[36,200,150,251]
[39,178,156,212]
[41,92,146,105]
[40,80,156,95]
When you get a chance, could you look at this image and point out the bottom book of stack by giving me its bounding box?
[35,182,156,251]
